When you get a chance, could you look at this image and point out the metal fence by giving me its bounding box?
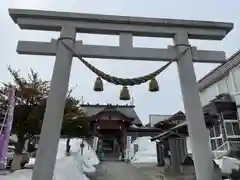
[213,141,240,159]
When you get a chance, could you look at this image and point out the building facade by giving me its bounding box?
[150,50,240,158]
[198,50,240,155]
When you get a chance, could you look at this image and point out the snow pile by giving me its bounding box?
[53,155,89,180]
[130,136,157,163]
[25,158,36,169]
[55,138,99,174]
[73,151,96,173]
[214,156,240,174]
[1,138,99,180]
[1,169,32,180]
[2,156,90,180]
[56,138,84,159]
[25,139,88,168]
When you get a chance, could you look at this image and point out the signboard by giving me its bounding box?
[0,86,16,170]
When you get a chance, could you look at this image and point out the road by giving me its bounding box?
[88,161,164,180]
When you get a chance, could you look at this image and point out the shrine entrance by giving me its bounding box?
[101,138,116,154]
[98,134,121,161]
[92,114,131,161]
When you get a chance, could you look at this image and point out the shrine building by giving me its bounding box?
[80,103,162,160]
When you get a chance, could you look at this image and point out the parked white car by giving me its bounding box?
[7,146,30,168]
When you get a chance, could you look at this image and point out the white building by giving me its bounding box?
[198,50,240,155]
[150,50,240,157]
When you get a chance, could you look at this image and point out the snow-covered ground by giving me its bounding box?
[130,136,157,163]
[214,156,240,174]
[130,136,240,174]
[0,138,99,180]
[2,136,240,179]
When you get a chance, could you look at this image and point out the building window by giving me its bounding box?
[209,124,224,151]
[215,125,221,137]
[216,138,223,147]
[225,122,240,136]
[209,125,222,138]
[233,122,240,135]
[225,122,234,135]
[211,139,217,150]
[210,128,214,138]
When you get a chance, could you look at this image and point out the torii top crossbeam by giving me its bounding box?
[9,9,233,63]
[9,8,233,40]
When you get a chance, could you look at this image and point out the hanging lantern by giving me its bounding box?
[119,86,130,101]
[149,78,159,92]
[94,77,103,92]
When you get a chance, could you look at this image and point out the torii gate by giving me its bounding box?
[9,9,233,180]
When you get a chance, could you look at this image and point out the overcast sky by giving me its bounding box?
[1,0,239,124]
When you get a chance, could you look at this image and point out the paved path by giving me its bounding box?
[89,161,163,180]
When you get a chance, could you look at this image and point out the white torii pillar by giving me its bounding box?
[8,8,233,180]
[174,32,214,179]
[31,27,76,180]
